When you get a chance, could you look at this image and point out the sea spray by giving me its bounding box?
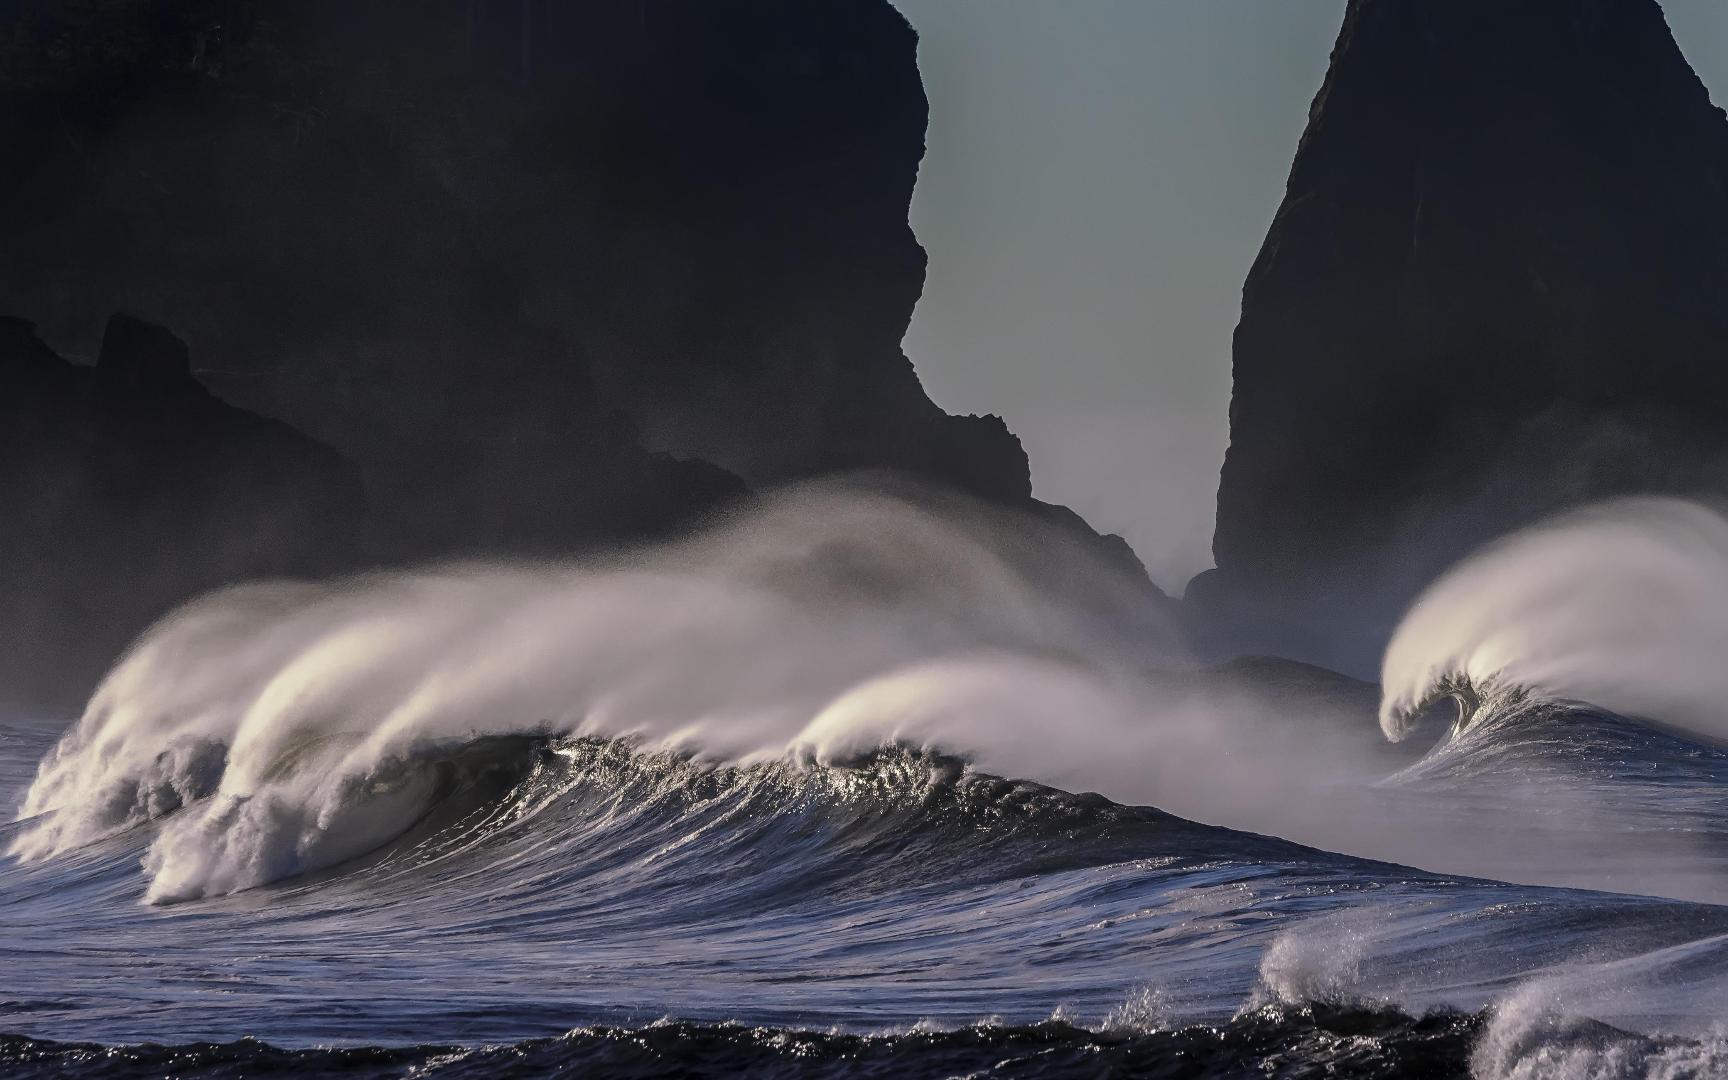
[11,483,1186,899]
[1380,497,1728,745]
[10,481,1435,901]
[1470,935,1728,1080]
[28,486,1728,905]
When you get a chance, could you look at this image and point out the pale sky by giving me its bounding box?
[892,1,1728,592]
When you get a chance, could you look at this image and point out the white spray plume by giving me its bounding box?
[34,484,1728,906]
[11,482,1185,901]
[1379,497,1728,743]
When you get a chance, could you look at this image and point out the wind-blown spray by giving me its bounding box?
[11,483,1181,900]
[1380,497,1728,744]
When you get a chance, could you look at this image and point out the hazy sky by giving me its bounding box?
[892,1,1728,592]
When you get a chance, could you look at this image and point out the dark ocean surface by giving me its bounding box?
[9,495,1728,1077]
[7,696,1728,1079]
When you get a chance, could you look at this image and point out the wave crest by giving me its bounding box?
[9,483,1175,900]
[1379,497,1728,747]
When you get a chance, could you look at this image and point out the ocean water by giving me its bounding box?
[8,489,1728,1078]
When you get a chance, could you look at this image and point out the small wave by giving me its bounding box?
[16,932,1728,1080]
[0,1005,1489,1079]
[1472,939,1728,1080]
[1246,912,1728,1080]
[1473,1008,1728,1080]
[1249,909,1392,1011]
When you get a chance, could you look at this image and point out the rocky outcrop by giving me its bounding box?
[0,1,1163,701]
[1201,0,1728,671]
[0,0,1033,511]
[0,314,363,703]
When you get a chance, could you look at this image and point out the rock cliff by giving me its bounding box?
[0,315,363,703]
[0,0,1160,700]
[1202,0,1728,670]
[0,0,1032,511]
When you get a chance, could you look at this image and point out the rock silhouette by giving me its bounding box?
[1202,0,1728,671]
[0,315,362,703]
[0,2,1034,509]
[1,1,1156,701]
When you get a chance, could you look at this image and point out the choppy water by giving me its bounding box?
[10,491,1728,1078]
[9,702,1728,1079]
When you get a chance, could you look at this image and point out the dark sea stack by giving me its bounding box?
[0,0,1032,513]
[0,314,363,704]
[0,0,1164,697]
[1202,0,1728,669]
[542,0,1036,503]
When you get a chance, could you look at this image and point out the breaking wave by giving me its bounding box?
[1380,497,1728,746]
[9,483,1186,901]
[14,490,1728,1074]
[22,487,1728,907]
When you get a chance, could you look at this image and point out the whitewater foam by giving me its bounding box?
[1246,910,1728,1079]
[1471,937,1728,1080]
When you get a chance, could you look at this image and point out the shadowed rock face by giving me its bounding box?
[1202,0,1728,671]
[0,315,363,704]
[0,306,749,703]
[0,1,1162,701]
[0,0,1031,510]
